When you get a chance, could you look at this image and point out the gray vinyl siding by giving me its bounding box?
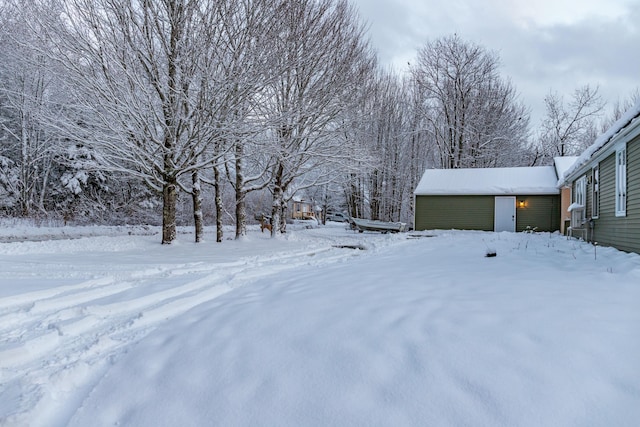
[591,134,640,253]
[415,196,494,231]
[515,195,560,232]
[597,153,616,222]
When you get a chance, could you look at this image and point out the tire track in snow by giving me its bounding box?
[0,276,117,311]
[0,244,357,423]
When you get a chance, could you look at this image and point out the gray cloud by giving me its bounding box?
[353,0,640,125]
[355,1,422,68]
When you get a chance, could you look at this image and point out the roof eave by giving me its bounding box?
[562,109,640,184]
[415,190,561,196]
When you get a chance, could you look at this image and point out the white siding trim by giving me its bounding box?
[591,165,599,218]
[615,145,627,217]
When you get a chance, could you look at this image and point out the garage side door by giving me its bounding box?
[494,196,516,232]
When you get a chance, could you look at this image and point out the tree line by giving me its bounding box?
[0,0,635,243]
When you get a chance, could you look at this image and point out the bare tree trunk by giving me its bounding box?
[270,193,281,237]
[408,132,418,228]
[19,113,31,216]
[279,202,287,233]
[192,170,203,243]
[235,189,247,239]
[270,163,286,236]
[321,184,328,225]
[37,153,53,213]
[345,173,364,219]
[234,142,247,239]
[162,177,177,244]
[213,164,223,243]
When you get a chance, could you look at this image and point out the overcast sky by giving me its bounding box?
[352,0,639,126]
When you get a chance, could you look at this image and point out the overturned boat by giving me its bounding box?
[349,217,407,233]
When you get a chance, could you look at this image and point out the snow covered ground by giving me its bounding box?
[1,222,639,426]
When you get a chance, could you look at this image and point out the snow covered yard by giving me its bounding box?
[1,224,639,426]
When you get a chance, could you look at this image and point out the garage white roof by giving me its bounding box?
[414,166,560,196]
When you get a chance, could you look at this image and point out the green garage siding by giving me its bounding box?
[415,196,494,231]
[591,134,640,253]
[515,196,561,232]
[415,195,561,232]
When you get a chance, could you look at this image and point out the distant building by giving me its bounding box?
[290,197,316,220]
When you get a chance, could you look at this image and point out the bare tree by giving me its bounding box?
[346,70,434,224]
[4,4,555,231]
[411,34,529,169]
[27,0,256,243]
[362,71,405,221]
[601,88,640,130]
[0,1,62,216]
[212,0,281,240]
[538,84,605,158]
[258,0,375,235]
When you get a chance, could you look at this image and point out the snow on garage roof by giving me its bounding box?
[414,166,560,196]
[553,156,579,184]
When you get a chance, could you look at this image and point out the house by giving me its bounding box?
[290,197,316,220]
[559,101,640,253]
[413,166,561,232]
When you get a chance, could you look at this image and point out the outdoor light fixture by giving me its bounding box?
[518,200,526,208]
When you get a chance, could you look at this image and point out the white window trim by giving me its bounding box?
[575,175,586,221]
[615,146,627,217]
[592,165,599,219]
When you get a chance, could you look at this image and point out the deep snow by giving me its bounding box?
[1,222,639,426]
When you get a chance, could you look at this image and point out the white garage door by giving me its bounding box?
[494,196,516,232]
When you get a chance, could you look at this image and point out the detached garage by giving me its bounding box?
[414,166,561,232]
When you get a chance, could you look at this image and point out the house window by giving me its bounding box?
[616,146,626,217]
[575,175,586,207]
[573,175,587,223]
[592,165,599,218]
